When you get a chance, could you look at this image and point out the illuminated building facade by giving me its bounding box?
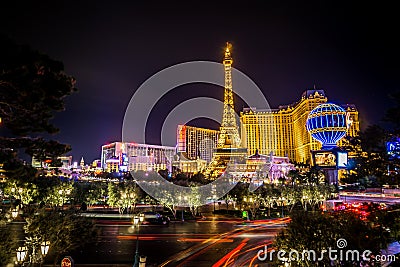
[226,151,295,183]
[0,163,6,182]
[101,142,175,172]
[172,154,208,175]
[105,158,120,172]
[59,156,73,169]
[240,90,360,164]
[32,155,72,169]
[177,125,219,163]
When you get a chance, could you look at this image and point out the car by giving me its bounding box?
[2,199,11,205]
[140,212,170,225]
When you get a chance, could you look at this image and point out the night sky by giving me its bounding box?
[1,1,399,163]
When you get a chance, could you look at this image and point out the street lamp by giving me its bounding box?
[16,238,50,266]
[139,213,145,223]
[302,195,308,211]
[11,208,19,219]
[133,215,140,225]
[132,215,140,267]
[278,197,285,217]
[16,246,27,266]
[40,241,50,257]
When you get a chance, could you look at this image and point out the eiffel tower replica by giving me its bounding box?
[204,42,248,178]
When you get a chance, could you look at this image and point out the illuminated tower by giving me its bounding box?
[217,42,241,148]
[204,43,247,178]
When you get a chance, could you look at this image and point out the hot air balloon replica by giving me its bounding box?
[306,103,348,149]
[306,102,350,184]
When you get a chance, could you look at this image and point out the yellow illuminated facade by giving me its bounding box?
[240,90,360,164]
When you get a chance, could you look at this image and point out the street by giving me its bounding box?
[56,216,288,266]
[339,193,400,205]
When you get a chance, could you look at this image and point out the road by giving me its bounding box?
[158,218,289,267]
[339,193,400,205]
[59,216,288,266]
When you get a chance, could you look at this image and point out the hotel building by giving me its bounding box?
[240,90,360,164]
[226,150,295,183]
[176,125,219,163]
[100,142,175,172]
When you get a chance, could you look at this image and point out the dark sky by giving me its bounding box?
[1,1,399,163]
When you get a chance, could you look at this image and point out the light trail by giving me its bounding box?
[212,218,288,267]
[159,218,287,266]
[177,238,234,242]
[212,238,249,267]
[159,227,243,266]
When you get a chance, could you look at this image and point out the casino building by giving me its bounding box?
[240,89,359,164]
[100,142,175,172]
[176,124,219,163]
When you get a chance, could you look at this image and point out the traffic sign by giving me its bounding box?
[61,256,74,267]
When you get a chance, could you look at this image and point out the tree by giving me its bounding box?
[259,184,280,217]
[84,182,108,208]
[23,208,97,266]
[360,125,387,154]
[3,178,39,206]
[187,187,202,217]
[0,224,16,266]
[273,210,390,266]
[242,191,263,220]
[0,35,76,179]
[341,125,389,186]
[280,185,298,213]
[305,166,325,185]
[0,35,76,136]
[45,181,74,208]
[383,90,400,134]
[368,204,400,245]
[227,182,248,210]
[287,169,306,185]
[158,193,178,220]
[107,181,138,214]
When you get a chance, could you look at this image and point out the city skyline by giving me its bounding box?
[1,1,398,162]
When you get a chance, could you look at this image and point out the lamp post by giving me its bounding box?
[16,239,50,266]
[302,195,308,211]
[278,197,285,217]
[16,246,27,266]
[139,213,145,223]
[11,208,19,219]
[132,215,140,267]
[40,241,50,259]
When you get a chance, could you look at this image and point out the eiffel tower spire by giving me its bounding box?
[204,43,247,178]
[217,42,241,148]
